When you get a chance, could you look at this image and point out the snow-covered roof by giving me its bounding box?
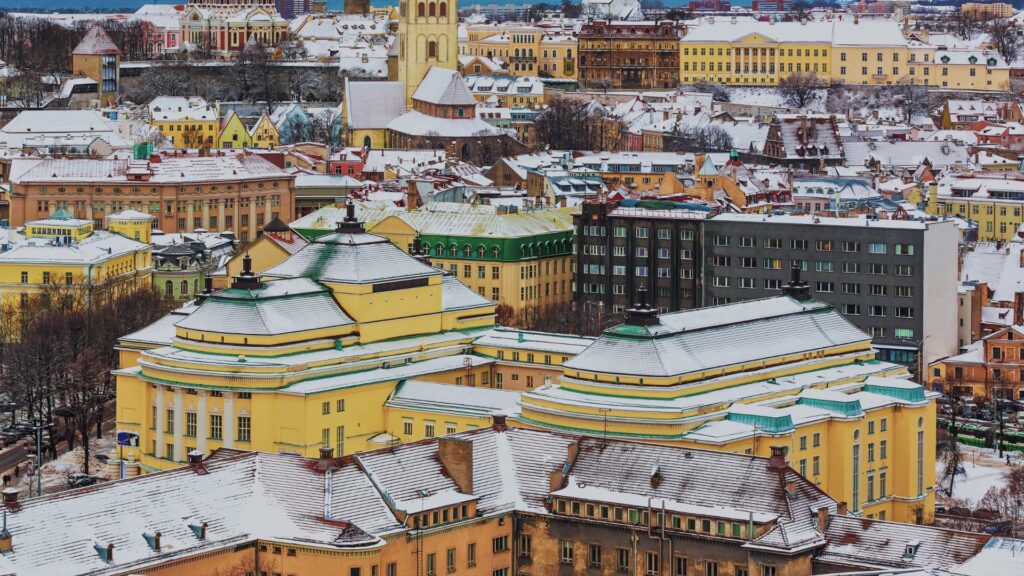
[0,110,127,149]
[387,379,521,417]
[844,140,969,169]
[344,79,406,130]
[72,25,120,56]
[0,230,148,266]
[564,296,869,378]
[148,96,217,122]
[961,242,1024,304]
[412,67,478,106]
[386,110,502,138]
[176,278,355,336]
[11,154,288,185]
[819,515,988,571]
[263,230,442,285]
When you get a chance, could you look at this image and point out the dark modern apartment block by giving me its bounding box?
[702,214,958,367]
[573,202,708,319]
[573,207,958,368]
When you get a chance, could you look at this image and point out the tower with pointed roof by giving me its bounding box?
[397,0,458,104]
[71,25,121,106]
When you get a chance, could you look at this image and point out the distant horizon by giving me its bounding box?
[0,0,747,12]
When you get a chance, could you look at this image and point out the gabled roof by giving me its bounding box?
[818,515,989,570]
[72,25,121,56]
[412,67,478,107]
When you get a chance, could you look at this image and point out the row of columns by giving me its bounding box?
[153,385,237,461]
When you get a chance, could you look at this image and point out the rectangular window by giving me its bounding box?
[519,534,532,558]
[186,412,197,437]
[559,540,573,564]
[493,536,509,553]
[468,543,476,566]
[618,549,631,572]
[322,401,330,415]
[403,418,413,435]
[425,421,435,438]
[868,242,887,254]
[588,543,602,568]
[210,414,222,440]
[237,416,251,442]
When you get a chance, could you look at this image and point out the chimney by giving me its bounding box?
[188,521,208,540]
[405,185,418,212]
[1015,292,1024,326]
[784,480,797,499]
[816,506,830,533]
[837,501,848,515]
[187,450,203,466]
[315,446,335,472]
[1,489,18,510]
[438,438,474,494]
[491,414,507,431]
[549,467,566,492]
[0,511,9,553]
[143,531,162,551]
[767,446,787,471]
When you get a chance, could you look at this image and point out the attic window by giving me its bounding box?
[903,540,920,559]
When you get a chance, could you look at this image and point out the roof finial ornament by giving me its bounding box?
[335,198,365,233]
[624,285,659,327]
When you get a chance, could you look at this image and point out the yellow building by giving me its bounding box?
[249,112,280,149]
[397,0,458,104]
[926,173,1024,241]
[217,110,252,149]
[463,24,577,80]
[148,96,220,149]
[0,208,152,310]
[70,25,121,107]
[680,16,1010,91]
[114,203,586,474]
[961,2,1014,18]
[107,209,155,243]
[515,283,938,525]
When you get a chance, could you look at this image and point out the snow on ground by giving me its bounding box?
[8,436,115,495]
[726,87,827,112]
[937,444,1015,506]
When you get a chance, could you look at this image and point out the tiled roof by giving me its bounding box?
[818,515,989,570]
[344,79,407,130]
[72,25,120,56]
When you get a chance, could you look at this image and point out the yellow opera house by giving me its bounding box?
[515,278,938,525]
[113,203,588,473]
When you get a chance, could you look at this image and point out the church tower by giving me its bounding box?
[397,0,458,105]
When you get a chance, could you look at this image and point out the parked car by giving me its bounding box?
[67,474,99,489]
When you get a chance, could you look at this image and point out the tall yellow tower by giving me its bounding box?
[397,0,458,104]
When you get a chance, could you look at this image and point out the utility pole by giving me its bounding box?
[33,420,42,497]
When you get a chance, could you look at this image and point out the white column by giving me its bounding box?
[223,392,235,448]
[154,385,166,459]
[197,391,209,456]
[173,388,185,462]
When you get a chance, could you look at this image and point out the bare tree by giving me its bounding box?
[534,97,620,151]
[663,124,734,153]
[778,71,824,109]
[891,78,931,123]
[988,19,1021,66]
[951,9,983,41]
[690,80,730,102]
[978,465,1024,537]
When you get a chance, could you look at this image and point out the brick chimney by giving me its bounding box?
[768,446,787,471]
[1015,291,1024,327]
[816,506,830,533]
[315,446,336,472]
[1,488,18,512]
[438,438,474,494]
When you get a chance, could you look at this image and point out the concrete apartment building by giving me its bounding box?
[574,208,959,368]
[703,214,958,369]
[574,202,710,318]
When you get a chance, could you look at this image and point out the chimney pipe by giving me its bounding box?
[315,446,335,472]
[1,489,18,507]
[767,446,787,471]
[187,450,203,466]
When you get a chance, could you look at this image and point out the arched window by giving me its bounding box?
[477,246,486,258]
[514,48,520,58]
[164,280,173,297]
[428,2,436,16]
[439,2,447,16]
[463,245,472,257]
[492,246,500,258]
[428,41,437,59]
[450,245,458,257]
[417,2,425,17]
[363,135,372,148]
[194,279,200,294]
[181,280,189,295]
